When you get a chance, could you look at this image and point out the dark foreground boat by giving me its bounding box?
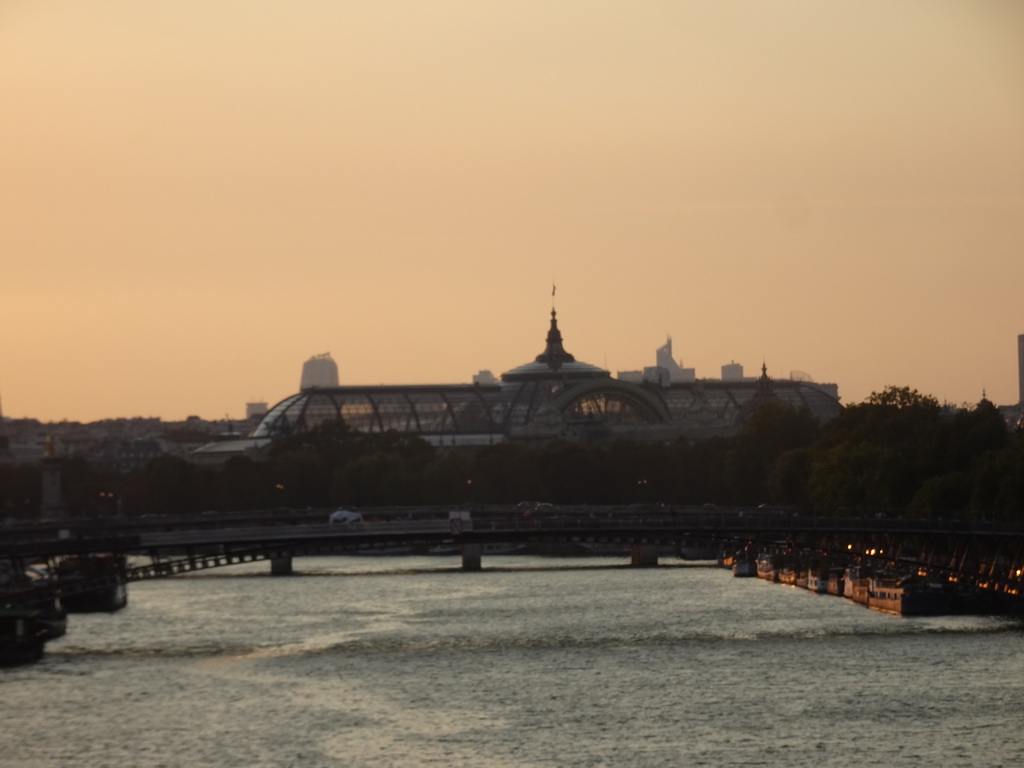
[56,554,128,613]
[0,608,47,666]
[24,567,67,640]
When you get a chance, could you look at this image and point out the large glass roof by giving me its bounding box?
[253,377,841,443]
[252,310,841,443]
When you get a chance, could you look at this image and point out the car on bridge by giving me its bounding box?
[328,509,363,526]
[516,501,554,517]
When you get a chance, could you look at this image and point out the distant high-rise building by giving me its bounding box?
[1018,334,1024,405]
[473,370,499,385]
[246,402,268,421]
[0,391,10,462]
[721,362,745,381]
[655,336,696,383]
[300,353,339,390]
[618,336,696,384]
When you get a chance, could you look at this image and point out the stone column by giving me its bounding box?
[630,544,659,567]
[270,555,293,576]
[40,454,65,520]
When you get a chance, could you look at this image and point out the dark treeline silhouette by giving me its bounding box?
[3,386,1022,521]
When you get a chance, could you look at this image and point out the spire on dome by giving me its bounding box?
[500,304,608,382]
[756,360,774,398]
[534,309,576,371]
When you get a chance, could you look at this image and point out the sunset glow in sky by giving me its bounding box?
[3,1,1023,422]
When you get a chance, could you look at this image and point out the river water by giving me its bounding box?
[3,556,1023,768]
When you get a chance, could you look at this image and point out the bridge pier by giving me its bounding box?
[270,555,293,576]
[461,544,482,571]
[630,544,659,568]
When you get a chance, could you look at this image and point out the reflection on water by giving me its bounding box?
[3,556,1023,767]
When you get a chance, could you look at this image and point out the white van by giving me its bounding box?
[328,509,363,526]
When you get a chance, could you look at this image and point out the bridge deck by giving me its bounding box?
[3,509,1024,606]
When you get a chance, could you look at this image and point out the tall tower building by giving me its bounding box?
[0,391,11,462]
[1018,334,1024,406]
[300,353,340,390]
[655,336,696,383]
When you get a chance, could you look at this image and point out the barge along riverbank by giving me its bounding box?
[733,553,1020,616]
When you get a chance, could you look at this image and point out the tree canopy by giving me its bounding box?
[6,385,1021,522]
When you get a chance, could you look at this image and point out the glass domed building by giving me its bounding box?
[248,309,842,447]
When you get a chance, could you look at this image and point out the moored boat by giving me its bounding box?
[778,566,798,586]
[733,558,756,577]
[0,608,47,666]
[56,554,128,613]
[806,569,829,594]
[826,567,846,597]
[756,553,777,582]
[868,573,947,616]
[795,568,809,590]
[24,566,67,640]
[844,564,871,604]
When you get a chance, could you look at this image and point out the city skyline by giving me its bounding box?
[3,315,1019,424]
[2,1,1023,422]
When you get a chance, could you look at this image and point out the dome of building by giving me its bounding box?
[501,309,609,382]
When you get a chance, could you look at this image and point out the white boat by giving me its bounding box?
[843,565,866,598]
[844,565,871,604]
[806,571,829,593]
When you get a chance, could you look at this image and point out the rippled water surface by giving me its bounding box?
[4,556,1023,767]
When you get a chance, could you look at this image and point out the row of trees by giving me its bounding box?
[2,387,1022,520]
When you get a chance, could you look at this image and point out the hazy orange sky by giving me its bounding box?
[2,1,1023,422]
